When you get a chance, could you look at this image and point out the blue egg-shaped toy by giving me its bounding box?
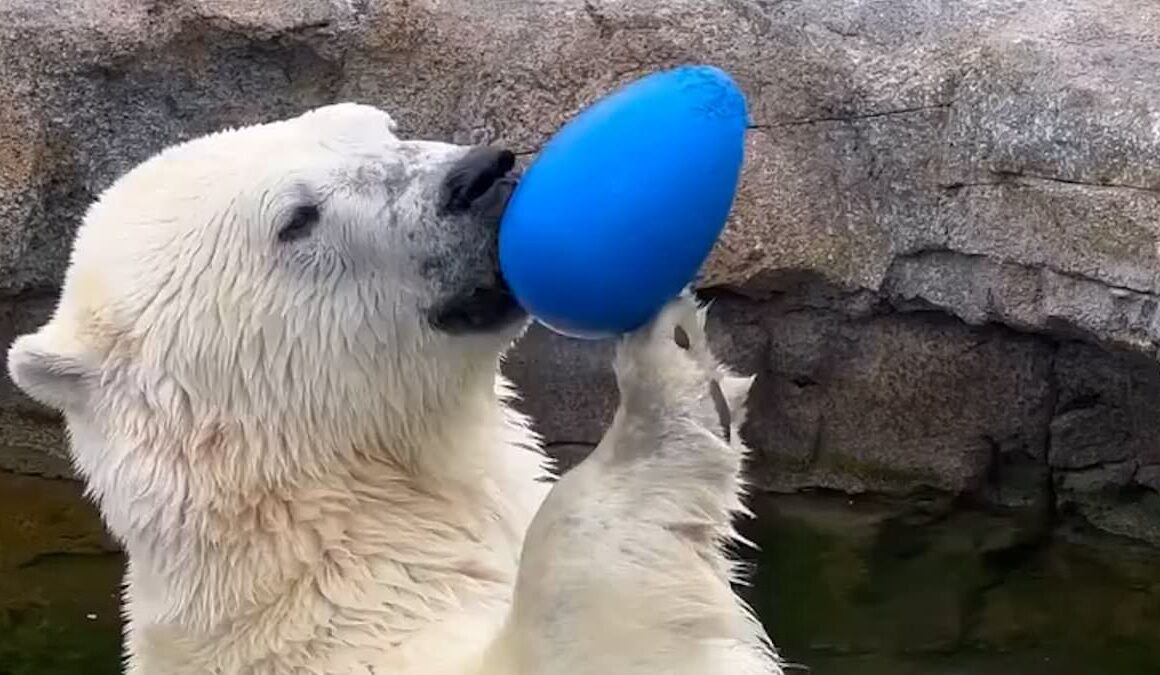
[498,64,748,339]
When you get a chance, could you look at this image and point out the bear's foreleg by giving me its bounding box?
[481,292,783,675]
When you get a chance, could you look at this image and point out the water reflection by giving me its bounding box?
[2,473,1158,674]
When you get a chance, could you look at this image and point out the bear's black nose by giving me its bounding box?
[441,146,517,214]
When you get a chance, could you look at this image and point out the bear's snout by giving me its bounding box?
[439,146,517,216]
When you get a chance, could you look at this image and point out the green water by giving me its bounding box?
[741,493,1160,674]
[0,473,122,675]
[2,473,1158,674]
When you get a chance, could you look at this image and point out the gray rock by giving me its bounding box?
[3,0,1160,545]
[886,252,1160,355]
[747,303,1055,496]
[1136,465,1160,492]
[1055,462,1138,494]
[1051,343,1160,546]
[503,324,618,446]
[510,296,1055,497]
[1055,471,1160,547]
[1050,406,1133,470]
[4,0,1160,324]
[1052,343,1160,472]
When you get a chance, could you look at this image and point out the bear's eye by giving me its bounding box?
[277,204,321,243]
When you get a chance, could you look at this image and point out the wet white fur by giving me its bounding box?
[7,103,782,674]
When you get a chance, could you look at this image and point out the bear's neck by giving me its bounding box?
[111,383,549,668]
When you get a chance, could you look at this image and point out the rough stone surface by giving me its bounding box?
[509,296,1056,497]
[1051,344,1160,546]
[2,0,1160,546]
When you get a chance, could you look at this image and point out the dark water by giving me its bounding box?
[2,472,1158,674]
[0,473,122,675]
[739,493,1160,675]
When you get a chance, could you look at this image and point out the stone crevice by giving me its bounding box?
[515,276,1160,548]
[886,247,1160,300]
[880,247,1160,356]
[747,101,954,130]
[942,170,1160,195]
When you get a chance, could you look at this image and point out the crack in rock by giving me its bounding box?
[748,102,954,129]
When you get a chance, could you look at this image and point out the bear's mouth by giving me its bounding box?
[428,166,527,335]
[429,280,525,335]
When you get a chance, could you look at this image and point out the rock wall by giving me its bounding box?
[2,0,1159,545]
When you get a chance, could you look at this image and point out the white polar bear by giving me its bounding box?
[7,103,782,675]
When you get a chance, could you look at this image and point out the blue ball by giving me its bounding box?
[498,64,749,339]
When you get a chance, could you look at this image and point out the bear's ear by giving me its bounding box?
[7,330,97,412]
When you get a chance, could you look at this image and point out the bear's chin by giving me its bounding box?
[428,282,527,335]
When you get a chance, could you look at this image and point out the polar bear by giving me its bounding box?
[7,103,782,675]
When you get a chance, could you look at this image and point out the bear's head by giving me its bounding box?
[7,103,529,513]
